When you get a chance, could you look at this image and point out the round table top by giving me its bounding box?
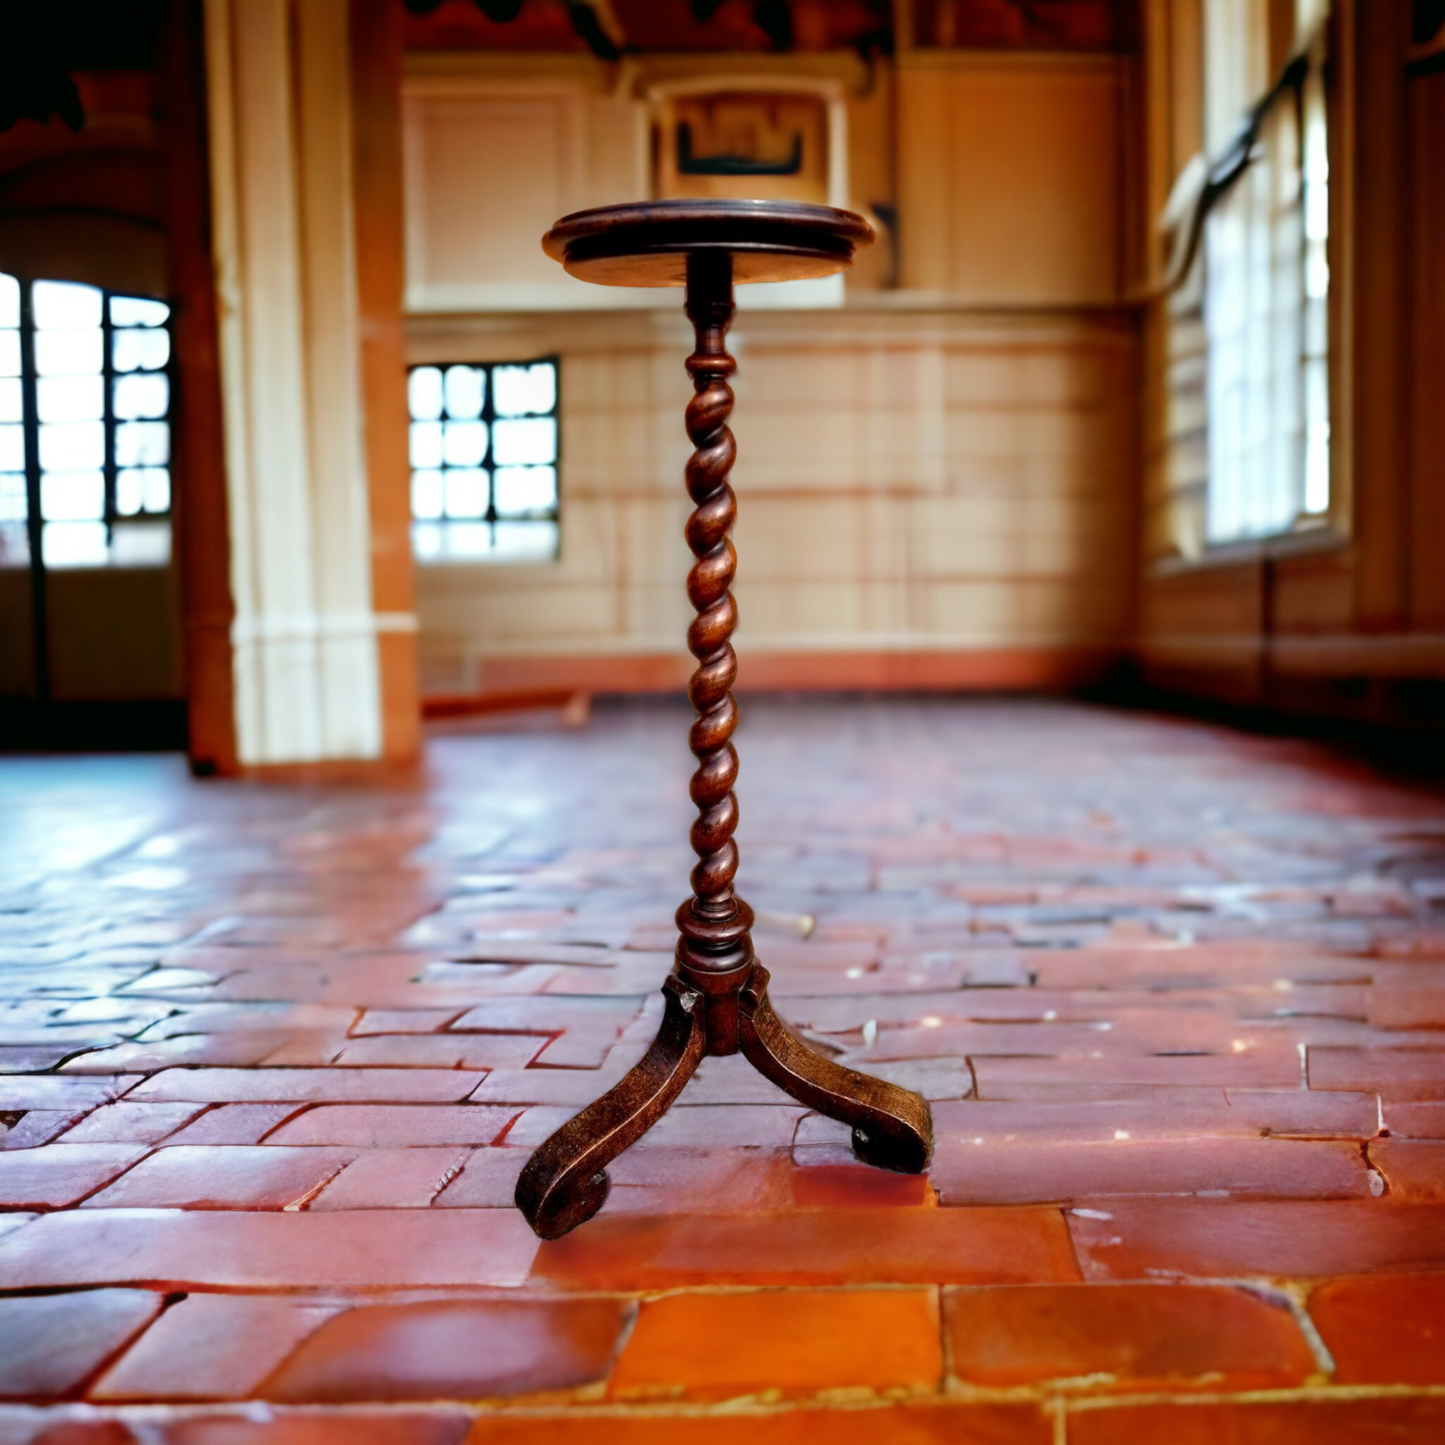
[541,199,875,288]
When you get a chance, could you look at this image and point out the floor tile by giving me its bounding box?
[1306,1272,1445,1384]
[0,1290,163,1400]
[78,1147,355,1211]
[0,1210,540,1289]
[944,1282,1315,1389]
[610,1288,942,1400]
[91,1296,341,1401]
[1065,1398,1445,1444]
[262,1298,629,1402]
[0,1147,148,1210]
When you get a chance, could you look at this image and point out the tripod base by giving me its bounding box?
[515,961,934,1240]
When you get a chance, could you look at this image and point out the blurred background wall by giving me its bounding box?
[0,0,1440,769]
[398,32,1137,700]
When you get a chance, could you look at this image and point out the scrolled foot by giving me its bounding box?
[514,975,706,1239]
[850,1120,930,1175]
[738,963,933,1175]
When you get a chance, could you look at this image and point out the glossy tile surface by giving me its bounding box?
[1,697,1443,1439]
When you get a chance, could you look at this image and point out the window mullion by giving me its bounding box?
[102,291,116,538]
[19,280,49,701]
[483,361,496,539]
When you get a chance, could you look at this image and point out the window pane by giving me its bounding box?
[0,330,18,378]
[443,521,492,558]
[493,465,557,516]
[0,472,26,522]
[111,521,171,567]
[0,521,29,567]
[1304,425,1330,514]
[410,469,444,519]
[442,419,488,467]
[0,423,23,471]
[143,467,170,512]
[410,360,559,566]
[493,362,555,417]
[33,280,102,329]
[116,468,142,516]
[117,467,169,516]
[410,421,443,470]
[36,328,102,376]
[109,296,169,328]
[43,520,108,568]
[114,372,169,420]
[444,365,484,419]
[493,519,558,560]
[41,469,105,521]
[37,374,103,422]
[116,421,169,467]
[491,416,556,467]
[0,273,17,329]
[39,421,104,472]
[443,467,488,519]
[408,366,443,421]
[0,377,18,422]
[112,328,169,373]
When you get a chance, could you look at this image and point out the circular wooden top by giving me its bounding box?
[541,199,875,288]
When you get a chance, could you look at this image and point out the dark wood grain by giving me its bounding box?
[541,198,874,287]
[681,250,741,922]
[162,0,237,775]
[516,202,930,1238]
[740,963,933,1173]
[514,974,706,1240]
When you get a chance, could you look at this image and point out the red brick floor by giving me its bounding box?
[3,696,1445,1442]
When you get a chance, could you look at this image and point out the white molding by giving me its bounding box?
[404,281,673,315]
[231,612,418,645]
[205,0,385,765]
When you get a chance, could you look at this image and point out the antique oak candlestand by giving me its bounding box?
[516,200,933,1240]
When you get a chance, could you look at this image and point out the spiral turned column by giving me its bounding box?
[674,252,754,1049]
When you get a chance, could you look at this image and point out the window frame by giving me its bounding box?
[4,275,175,574]
[1150,1,1345,572]
[1199,21,1333,549]
[406,353,562,566]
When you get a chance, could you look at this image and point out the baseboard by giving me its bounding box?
[1139,631,1445,678]
[1132,631,1445,732]
[428,646,1120,709]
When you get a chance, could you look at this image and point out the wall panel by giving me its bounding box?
[407,308,1136,695]
[897,54,1123,304]
[402,57,645,313]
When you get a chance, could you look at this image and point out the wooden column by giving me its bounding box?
[164,0,237,776]
[350,0,421,765]
[203,0,418,766]
[1339,0,1410,629]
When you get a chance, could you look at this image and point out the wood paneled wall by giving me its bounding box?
[402,50,1137,699]
[409,305,1135,696]
[1135,0,1445,722]
[897,53,1125,304]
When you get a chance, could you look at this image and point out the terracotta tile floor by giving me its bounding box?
[3,696,1445,1443]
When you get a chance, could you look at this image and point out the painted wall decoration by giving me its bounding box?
[653,91,829,203]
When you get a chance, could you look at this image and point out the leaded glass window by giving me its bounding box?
[0,271,172,570]
[407,357,559,563]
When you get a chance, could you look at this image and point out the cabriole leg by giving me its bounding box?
[739,964,933,1174]
[514,975,706,1239]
